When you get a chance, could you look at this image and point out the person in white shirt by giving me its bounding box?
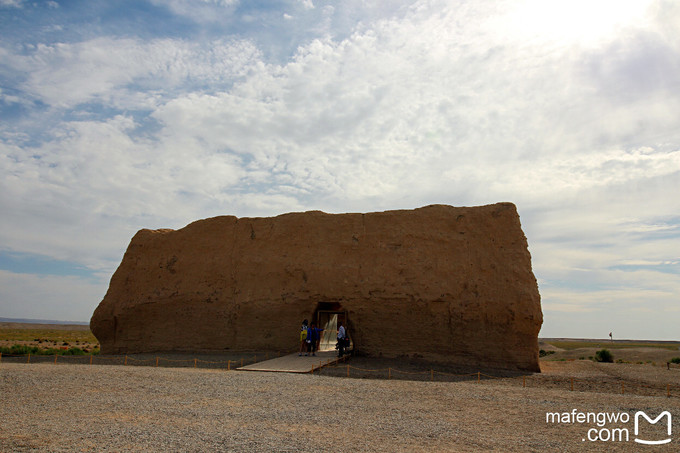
[337,322,347,357]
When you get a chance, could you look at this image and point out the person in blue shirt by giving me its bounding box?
[308,322,324,356]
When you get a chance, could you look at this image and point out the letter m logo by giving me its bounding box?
[634,411,672,445]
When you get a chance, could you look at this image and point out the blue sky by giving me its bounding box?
[1,0,678,339]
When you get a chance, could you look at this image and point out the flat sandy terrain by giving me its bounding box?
[0,322,99,352]
[2,361,679,452]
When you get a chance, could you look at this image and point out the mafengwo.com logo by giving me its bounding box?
[546,409,672,444]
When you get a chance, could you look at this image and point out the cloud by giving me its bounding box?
[4,37,261,109]
[150,0,239,23]
[0,270,107,322]
[0,0,679,334]
[0,0,23,8]
[299,0,314,10]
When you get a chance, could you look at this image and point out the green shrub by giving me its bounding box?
[539,349,556,357]
[1,345,41,355]
[670,357,680,364]
[595,349,614,363]
[0,344,93,356]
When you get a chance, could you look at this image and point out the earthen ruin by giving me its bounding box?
[90,203,543,371]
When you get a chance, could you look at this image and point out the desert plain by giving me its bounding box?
[1,323,679,452]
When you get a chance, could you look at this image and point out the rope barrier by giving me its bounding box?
[1,351,677,398]
[389,368,430,375]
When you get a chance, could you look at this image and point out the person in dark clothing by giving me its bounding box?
[308,322,324,356]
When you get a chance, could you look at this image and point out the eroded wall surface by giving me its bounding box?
[91,203,543,371]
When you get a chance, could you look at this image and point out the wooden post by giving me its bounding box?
[523,376,526,388]
[311,366,314,374]
[54,353,58,365]
[194,358,197,368]
[431,369,434,381]
[156,357,159,367]
[570,377,574,391]
[90,355,93,365]
[27,353,30,364]
[228,360,231,371]
[477,371,480,383]
[388,368,391,380]
[124,355,128,366]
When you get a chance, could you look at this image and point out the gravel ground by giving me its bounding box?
[2,362,679,452]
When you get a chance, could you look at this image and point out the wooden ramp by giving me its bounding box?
[237,350,342,374]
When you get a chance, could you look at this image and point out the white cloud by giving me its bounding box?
[1,0,679,334]
[299,0,314,10]
[0,270,106,322]
[6,38,261,108]
[0,0,23,8]
[150,0,239,23]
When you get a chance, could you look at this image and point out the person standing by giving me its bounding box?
[337,321,346,357]
[299,319,309,356]
[308,322,324,356]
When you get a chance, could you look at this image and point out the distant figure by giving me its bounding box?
[299,319,309,356]
[308,322,324,356]
[337,321,347,357]
[609,332,613,343]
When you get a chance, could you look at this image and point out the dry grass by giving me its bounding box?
[543,338,680,351]
[0,323,99,351]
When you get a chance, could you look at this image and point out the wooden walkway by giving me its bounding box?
[237,350,343,374]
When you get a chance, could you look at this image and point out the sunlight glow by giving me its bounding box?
[509,0,653,45]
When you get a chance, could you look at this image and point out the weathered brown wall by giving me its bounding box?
[91,203,543,371]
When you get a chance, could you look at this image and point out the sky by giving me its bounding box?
[0,0,678,340]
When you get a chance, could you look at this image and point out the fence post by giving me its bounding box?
[90,355,93,365]
[388,368,391,380]
[156,357,159,367]
[27,353,30,364]
[477,371,480,383]
[194,358,197,368]
[523,376,526,388]
[228,360,231,371]
[570,378,574,391]
[54,353,58,365]
[431,369,434,381]
[124,355,128,366]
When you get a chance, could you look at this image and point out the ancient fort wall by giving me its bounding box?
[91,203,543,371]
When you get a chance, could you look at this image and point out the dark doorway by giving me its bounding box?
[314,302,350,351]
